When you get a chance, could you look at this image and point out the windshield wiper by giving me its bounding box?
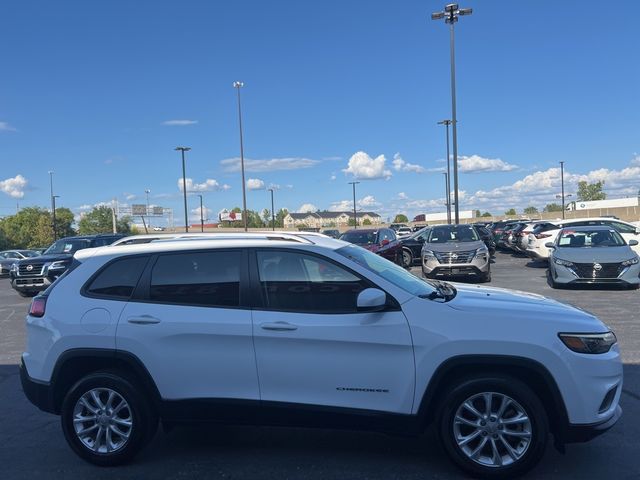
[420,280,457,302]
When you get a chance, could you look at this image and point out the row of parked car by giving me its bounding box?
[488,217,640,288]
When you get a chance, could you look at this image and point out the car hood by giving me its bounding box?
[424,240,485,252]
[14,253,73,264]
[553,246,636,263]
[446,283,600,324]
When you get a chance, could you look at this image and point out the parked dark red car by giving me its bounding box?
[339,228,402,264]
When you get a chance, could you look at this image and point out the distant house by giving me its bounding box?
[284,211,382,229]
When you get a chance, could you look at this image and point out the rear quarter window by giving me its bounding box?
[85,256,149,299]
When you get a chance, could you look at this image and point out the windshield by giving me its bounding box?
[427,225,479,243]
[44,239,92,255]
[557,229,626,248]
[336,244,436,297]
[340,231,376,245]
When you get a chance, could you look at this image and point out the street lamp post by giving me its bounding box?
[196,194,204,232]
[560,161,566,219]
[145,189,151,229]
[48,171,57,240]
[175,146,191,232]
[432,3,472,224]
[268,188,275,231]
[233,81,248,232]
[442,172,450,220]
[437,119,453,224]
[348,181,360,228]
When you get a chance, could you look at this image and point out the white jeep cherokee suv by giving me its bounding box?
[21,233,622,478]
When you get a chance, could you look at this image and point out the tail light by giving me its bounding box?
[494,229,503,234]
[29,297,46,317]
[535,233,552,239]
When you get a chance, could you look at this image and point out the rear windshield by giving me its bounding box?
[557,229,625,248]
[340,231,376,245]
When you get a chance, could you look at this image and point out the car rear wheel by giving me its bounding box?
[402,249,413,268]
[438,376,548,479]
[61,371,157,466]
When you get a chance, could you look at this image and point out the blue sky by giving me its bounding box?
[1,0,639,224]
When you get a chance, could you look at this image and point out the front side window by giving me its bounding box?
[150,251,241,307]
[86,256,149,298]
[256,250,368,313]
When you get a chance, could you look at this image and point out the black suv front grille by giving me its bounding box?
[573,262,623,279]
[434,250,476,264]
[18,263,45,276]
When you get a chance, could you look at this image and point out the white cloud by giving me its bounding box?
[125,193,137,201]
[221,157,319,173]
[246,178,265,190]
[190,206,213,222]
[177,178,230,192]
[359,195,380,208]
[330,173,337,181]
[397,192,408,200]
[329,195,381,212]
[162,119,198,126]
[0,121,17,132]
[0,174,27,198]
[458,154,518,173]
[392,153,427,174]
[298,203,318,213]
[631,154,640,166]
[343,151,392,180]
[329,200,352,211]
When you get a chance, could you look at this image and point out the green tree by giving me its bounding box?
[261,208,271,226]
[78,206,132,234]
[474,209,481,218]
[393,214,409,223]
[481,211,492,217]
[577,180,606,201]
[275,208,289,228]
[362,218,372,225]
[504,208,517,216]
[246,209,265,228]
[54,207,76,239]
[348,218,358,227]
[523,206,539,215]
[0,207,69,249]
[543,203,563,213]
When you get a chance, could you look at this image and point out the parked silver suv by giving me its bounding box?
[421,224,491,282]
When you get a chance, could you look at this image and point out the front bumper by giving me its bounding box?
[551,263,640,286]
[562,405,622,443]
[20,358,56,414]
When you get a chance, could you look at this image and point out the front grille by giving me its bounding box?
[434,249,476,264]
[18,263,45,276]
[572,262,623,279]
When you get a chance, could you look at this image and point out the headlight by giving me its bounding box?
[559,332,617,354]
[10,263,18,272]
[554,258,574,267]
[621,256,639,266]
[422,249,435,257]
[475,247,489,258]
[48,261,69,270]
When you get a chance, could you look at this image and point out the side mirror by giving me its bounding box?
[545,242,555,249]
[357,288,387,312]
[629,239,639,246]
[381,239,390,246]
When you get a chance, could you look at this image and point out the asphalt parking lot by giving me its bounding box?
[1,251,639,479]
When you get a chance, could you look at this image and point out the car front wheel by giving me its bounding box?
[402,249,413,268]
[438,375,548,479]
[61,371,157,466]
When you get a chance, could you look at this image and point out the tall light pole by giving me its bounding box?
[432,3,472,224]
[437,119,452,224]
[48,171,57,240]
[145,189,151,229]
[268,188,275,231]
[442,172,450,222]
[195,194,204,232]
[559,161,566,219]
[233,81,248,232]
[175,146,191,232]
[348,181,360,228]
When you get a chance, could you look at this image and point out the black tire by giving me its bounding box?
[438,375,549,479]
[480,269,491,283]
[61,371,158,466]
[402,249,413,268]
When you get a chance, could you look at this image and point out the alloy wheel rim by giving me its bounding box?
[72,388,133,454]
[453,391,532,468]
[403,251,412,267]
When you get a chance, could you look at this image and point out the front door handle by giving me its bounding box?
[127,315,161,325]
[260,321,298,331]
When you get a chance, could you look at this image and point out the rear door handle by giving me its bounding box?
[127,315,161,325]
[260,322,298,331]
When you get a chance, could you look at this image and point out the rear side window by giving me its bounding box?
[150,251,241,307]
[86,256,149,299]
[611,221,636,234]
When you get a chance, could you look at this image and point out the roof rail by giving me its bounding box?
[150,232,316,245]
